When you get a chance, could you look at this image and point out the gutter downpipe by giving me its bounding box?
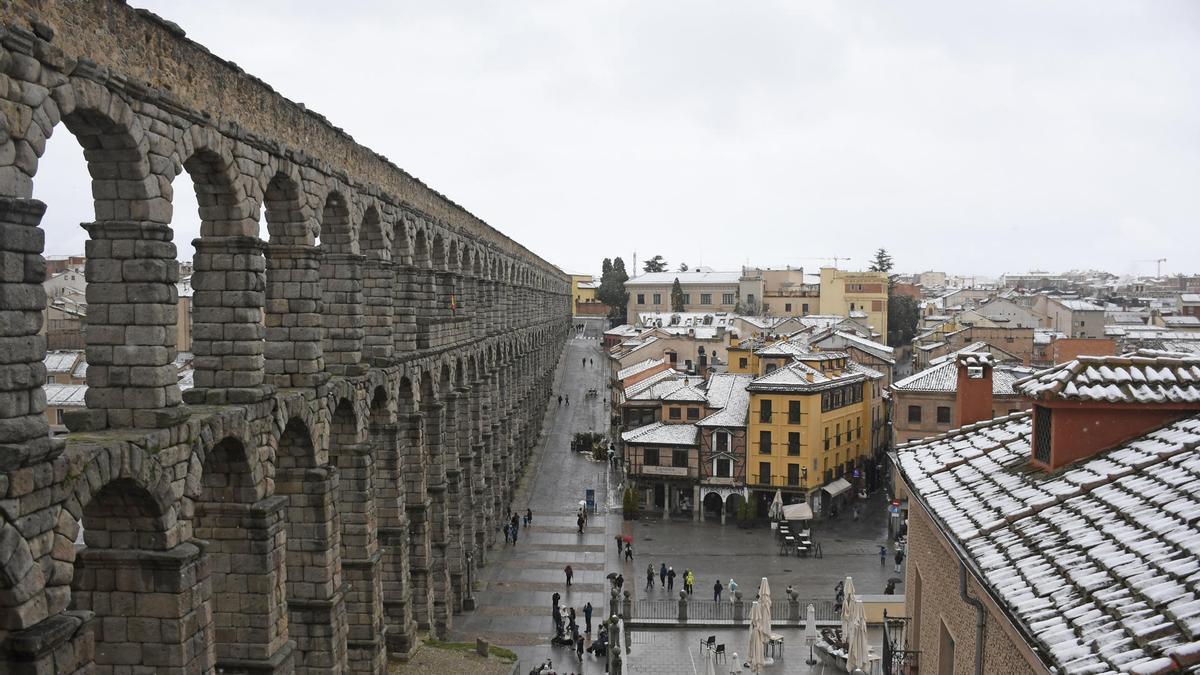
[960,561,987,675]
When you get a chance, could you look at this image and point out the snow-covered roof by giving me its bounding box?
[625,373,705,401]
[636,311,736,329]
[698,373,754,428]
[895,411,1200,673]
[1163,315,1200,327]
[748,361,865,393]
[625,271,741,286]
[1054,298,1104,312]
[1106,311,1148,325]
[178,368,194,391]
[928,341,1021,367]
[621,421,699,446]
[43,350,81,374]
[1179,294,1200,304]
[1034,330,1067,346]
[1014,350,1200,404]
[891,361,1031,396]
[813,331,895,364]
[662,383,707,403]
[617,358,666,381]
[44,383,86,406]
[605,324,641,338]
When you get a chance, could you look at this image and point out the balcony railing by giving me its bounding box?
[750,474,808,489]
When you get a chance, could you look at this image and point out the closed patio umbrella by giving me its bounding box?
[757,577,774,665]
[768,490,784,520]
[847,597,871,672]
[805,603,818,665]
[746,600,770,673]
[840,576,856,634]
[702,641,717,675]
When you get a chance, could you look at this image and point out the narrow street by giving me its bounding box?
[448,318,616,673]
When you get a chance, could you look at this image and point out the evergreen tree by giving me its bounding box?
[643,255,668,273]
[888,294,920,347]
[869,248,894,273]
[670,278,685,311]
[601,257,630,323]
[678,262,689,272]
[602,258,613,279]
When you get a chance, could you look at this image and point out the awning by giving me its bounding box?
[782,502,813,521]
[822,477,852,498]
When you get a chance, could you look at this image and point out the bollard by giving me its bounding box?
[610,588,621,619]
[733,591,745,623]
[678,590,689,623]
[622,589,632,619]
[475,638,489,657]
[789,589,801,623]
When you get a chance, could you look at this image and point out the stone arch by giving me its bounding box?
[431,232,446,271]
[261,165,311,245]
[319,189,354,254]
[392,216,411,264]
[412,226,430,269]
[0,519,46,632]
[174,126,257,237]
[360,203,388,261]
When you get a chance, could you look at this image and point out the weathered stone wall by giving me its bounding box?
[0,3,570,673]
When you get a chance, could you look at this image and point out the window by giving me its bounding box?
[714,456,732,477]
[936,406,951,424]
[824,427,830,451]
[722,293,735,305]
[668,407,681,420]
[682,293,690,304]
[850,302,856,311]
[760,399,772,422]
[787,463,801,486]
[785,303,792,312]
[787,432,800,455]
[637,293,645,305]
[835,423,841,446]
[672,449,688,468]
[700,293,712,305]
[667,352,677,364]
[758,462,771,484]
[644,448,659,466]
[1034,406,1052,463]
[765,363,777,373]
[788,400,801,424]
[686,407,700,420]
[653,293,661,304]
[802,303,809,314]
[55,409,64,425]
[738,357,748,369]
[759,430,772,454]
[908,405,922,423]
[714,431,730,453]
[938,621,956,675]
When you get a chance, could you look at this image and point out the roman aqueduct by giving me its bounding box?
[0,2,571,672]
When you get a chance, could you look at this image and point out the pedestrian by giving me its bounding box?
[615,535,624,556]
[558,395,562,406]
[713,579,724,603]
[582,357,586,367]
[728,578,738,603]
[576,632,585,661]
[583,601,593,634]
[615,574,624,591]
[511,523,519,545]
[853,505,860,521]
[659,563,667,587]
[568,607,577,636]
[503,523,512,545]
[667,567,676,591]
[590,358,593,366]
[879,545,887,565]
[577,514,585,534]
[894,548,905,573]
[527,507,533,526]
[625,544,633,561]
[685,569,694,594]
[565,394,569,405]
[645,564,654,590]
[565,564,573,587]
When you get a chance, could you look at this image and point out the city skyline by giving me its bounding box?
[29,0,1200,278]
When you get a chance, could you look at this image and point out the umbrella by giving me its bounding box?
[768,490,784,520]
[805,603,818,665]
[579,499,587,508]
[840,576,856,634]
[758,577,774,665]
[846,597,871,672]
[746,600,770,673]
[622,534,632,544]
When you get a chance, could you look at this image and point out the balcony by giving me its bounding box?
[750,474,808,489]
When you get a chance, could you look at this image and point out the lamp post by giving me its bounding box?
[464,551,476,610]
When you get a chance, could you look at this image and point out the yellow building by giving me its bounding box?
[818,267,889,339]
[744,349,883,516]
[570,273,604,316]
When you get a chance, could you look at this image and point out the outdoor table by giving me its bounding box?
[768,633,785,657]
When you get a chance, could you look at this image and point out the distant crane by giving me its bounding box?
[1137,258,1167,277]
[794,256,852,268]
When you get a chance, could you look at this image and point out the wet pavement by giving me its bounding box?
[449,317,899,674]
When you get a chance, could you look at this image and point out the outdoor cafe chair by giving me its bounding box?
[714,644,727,663]
[701,635,716,651]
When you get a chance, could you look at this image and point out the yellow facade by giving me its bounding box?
[746,379,872,493]
[819,267,889,337]
[571,273,600,315]
[726,340,760,375]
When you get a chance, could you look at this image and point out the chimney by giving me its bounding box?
[955,352,994,427]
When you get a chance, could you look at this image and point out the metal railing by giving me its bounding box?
[630,598,838,624]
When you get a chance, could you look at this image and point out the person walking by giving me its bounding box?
[713,579,724,603]
[564,564,574,587]
[645,564,655,590]
[685,569,694,595]
[879,545,887,565]
[577,514,585,534]
[582,357,587,368]
[894,548,905,573]
[625,543,633,562]
[615,535,624,557]
[583,601,593,634]
[565,394,569,405]
[503,523,512,545]
[575,632,585,661]
[558,395,562,406]
[728,578,738,603]
[615,574,624,592]
[659,563,667,588]
[667,567,676,591]
[526,508,533,526]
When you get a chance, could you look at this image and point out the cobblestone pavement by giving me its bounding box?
[450,318,898,674]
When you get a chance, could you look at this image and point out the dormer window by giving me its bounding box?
[1034,406,1052,464]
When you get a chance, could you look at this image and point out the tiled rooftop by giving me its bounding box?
[896,412,1200,673]
[1014,350,1200,404]
[44,383,86,406]
[621,421,699,446]
[43,350,81,373]
[891,360,1031,395]
[747,361,865,393]
[698,373,753,428]
[618,358,666,381]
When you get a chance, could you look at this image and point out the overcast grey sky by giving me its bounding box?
[33,1,1200,278]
